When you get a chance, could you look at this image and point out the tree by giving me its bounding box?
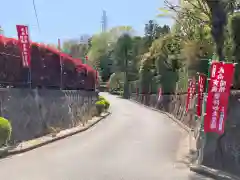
[112,33,133,99]
[158,0,211,40]
[109,26,134,41]
[142,20,170,53]
[131,36,144,74]
[149,34,181,93]
[230,12,240,88]
[87,37,92,51]
[163,0,237,61]
[205,0,227,61]
[139,53,154,96]
[87,32,111,80]
[108,72,124,91]
[62,40,88,59]
[221,0,240,14]
[87,26,135,82]
[157,0,214,92]
[47,44,58,49]
[72,44,88,58]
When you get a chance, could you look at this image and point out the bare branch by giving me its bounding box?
[164,0,210,24]
[163,0,210,25]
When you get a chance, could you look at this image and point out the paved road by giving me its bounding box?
[0,93,211,180]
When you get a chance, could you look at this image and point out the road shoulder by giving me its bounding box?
[0,112,111,158]
[129,97,240,180]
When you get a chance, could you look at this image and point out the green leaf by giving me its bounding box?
[157,14,173,18]
[158,8,170,13]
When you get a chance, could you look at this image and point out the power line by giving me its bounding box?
[32,0,41,32]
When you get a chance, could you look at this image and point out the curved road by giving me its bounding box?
[0,93,211,180]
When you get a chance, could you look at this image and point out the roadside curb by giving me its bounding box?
[129,99,191,133]
[0,112,111,158]
[190,164,240,180]
[129,98,240,180]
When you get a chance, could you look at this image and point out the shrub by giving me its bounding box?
[0,117,12,147]
[95,100,106,115]
[104,99,110,109]
[98,96,105,101]
[98,96,110,108]
[95,96,110,115]
[0,36,97,90]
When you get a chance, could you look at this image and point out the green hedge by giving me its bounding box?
[0,117,12,147]
[95,96,110,115]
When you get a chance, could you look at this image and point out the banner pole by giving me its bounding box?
[28,24,31,89]
[58,38,63,90]
[16,25,32,88]
[194,58,211,165]
[29,65,32,89]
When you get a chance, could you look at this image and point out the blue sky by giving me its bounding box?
[1,0,174,44]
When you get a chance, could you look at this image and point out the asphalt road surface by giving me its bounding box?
[0,93,212,180]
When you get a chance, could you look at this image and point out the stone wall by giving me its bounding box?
[130,92,240,177]
[0,89,98,143]
[201,91,240,176]
[130,93,196,129]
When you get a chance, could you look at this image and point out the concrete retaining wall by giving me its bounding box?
[0,89,97,143]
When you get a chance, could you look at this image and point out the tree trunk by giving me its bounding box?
[123,70,129,99]
[123,47,129,99]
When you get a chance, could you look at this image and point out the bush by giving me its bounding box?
[0,117,12,147]
[95,100,106,115]
[0,36,97,90]
[98,96,105,101]
[104,99,110,109]
[95,96,110,115]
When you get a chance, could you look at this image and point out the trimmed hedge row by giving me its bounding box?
[0,36,98,90]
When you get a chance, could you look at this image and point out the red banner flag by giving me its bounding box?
[204,62,234,134]
[16,25,31,67]
[186,78,196,112]
[197,74,206,116]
